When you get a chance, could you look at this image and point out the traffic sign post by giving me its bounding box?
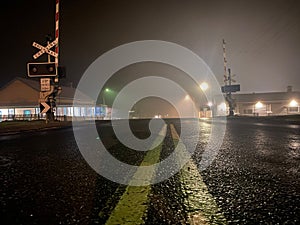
[221,84,240,93]
[222,66,240,116]
[40,102,51,114]
[221,40,241,116]
[26,0,62,123]
[40,78,51,92]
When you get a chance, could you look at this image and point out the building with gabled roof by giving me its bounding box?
[0,77,107,121]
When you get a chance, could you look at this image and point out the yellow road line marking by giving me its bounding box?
[105,125,166,225]
[170,124,227,225]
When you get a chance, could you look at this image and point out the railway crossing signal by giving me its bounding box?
[32,39,58,59]
[27,62,57,77]
[26,0,62,122]
[222,40,241,116]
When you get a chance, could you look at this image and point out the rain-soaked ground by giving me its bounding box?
[0,118,300,224]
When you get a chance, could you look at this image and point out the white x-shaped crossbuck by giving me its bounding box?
[32,39,58,59]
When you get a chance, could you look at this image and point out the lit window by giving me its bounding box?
[289,107,298,112]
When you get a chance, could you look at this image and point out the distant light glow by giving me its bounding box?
[289,99,298,107]
[255,101,264,109]
[200,117,209,120]
[185,95,191,100]
[218,102,226,111]
[207,102,213,107]
[200,82,209,91]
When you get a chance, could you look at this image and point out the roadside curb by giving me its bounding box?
[0,120,105,136]
[0,125,72,136]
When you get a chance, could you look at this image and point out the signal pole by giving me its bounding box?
[223,39,228,85]
[222,39,240,116]
[27,0,63,123]
[55,0,59,68]
[226,68,234,116]
[44,0,61,122]
[47,0,62,122]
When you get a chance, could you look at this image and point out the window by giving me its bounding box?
[243,109,253,114]
[289,107,299,113]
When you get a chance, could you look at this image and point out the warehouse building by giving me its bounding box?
[200,86,300,117]
[233,87,300,116]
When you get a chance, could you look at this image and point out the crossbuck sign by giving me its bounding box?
[32,39,58,59]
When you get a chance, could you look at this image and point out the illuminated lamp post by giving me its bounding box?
[200,82,214,117]
[254,101,263,116]
[102,88,112,105]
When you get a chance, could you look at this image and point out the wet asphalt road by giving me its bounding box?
[0,118,300,225]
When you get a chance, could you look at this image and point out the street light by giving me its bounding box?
[185,95,191,101]
[200,82,215,117]
[183,94,197,118]
[102,88,112,105]
[200,81,212,101]
[200,82,209,91]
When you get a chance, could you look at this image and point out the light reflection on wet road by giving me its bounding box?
[0,119,299,224]
[198,119,300,224]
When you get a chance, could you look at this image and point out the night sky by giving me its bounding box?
[1,0,300,93]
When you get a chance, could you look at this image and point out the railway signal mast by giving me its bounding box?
[221,39,240,116]
[27,0,64,122]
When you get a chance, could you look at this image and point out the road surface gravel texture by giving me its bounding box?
[0,118,299,224]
